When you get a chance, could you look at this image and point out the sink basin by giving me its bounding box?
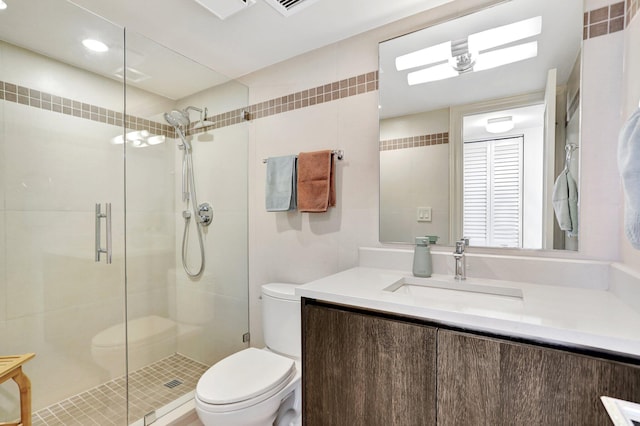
[384,276,524,300]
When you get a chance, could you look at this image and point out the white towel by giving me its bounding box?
[552,169,579,236]
[618,108,640,249]
[265,155,297,212]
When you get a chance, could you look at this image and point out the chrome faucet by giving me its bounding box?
[453,238,469,280]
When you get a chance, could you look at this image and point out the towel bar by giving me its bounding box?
[263,149,344,163]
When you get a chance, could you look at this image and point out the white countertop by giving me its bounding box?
[295,267,640,359]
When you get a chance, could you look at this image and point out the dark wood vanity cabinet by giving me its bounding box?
[302,301,437,426]
[302,299,640,426]
[437,329,640,426]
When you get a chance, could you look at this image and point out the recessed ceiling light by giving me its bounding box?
[0,1,8,10]
[486,116,514,134]
[82,39,109,53]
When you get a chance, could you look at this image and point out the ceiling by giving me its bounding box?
[0,0,454,100]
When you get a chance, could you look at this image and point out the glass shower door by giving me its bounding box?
[0,0,130,423]
[0,1,249,424]
[122,30,250,424]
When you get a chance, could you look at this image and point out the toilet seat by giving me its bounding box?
[196,348,296,413]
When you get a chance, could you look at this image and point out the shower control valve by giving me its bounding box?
[198,202,213,226]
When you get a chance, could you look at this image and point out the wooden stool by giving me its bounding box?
[0,353,35,426]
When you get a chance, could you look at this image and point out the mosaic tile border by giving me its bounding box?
[584,2,626,39]
[30,353,208,426]
[188,71,379,136]
[380,132,449,151]
[248,71,378,120]
[185,107,250,135]
[2,71,378,139]
[0,80,175,139]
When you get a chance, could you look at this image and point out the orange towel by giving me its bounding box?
[297,150,335,212]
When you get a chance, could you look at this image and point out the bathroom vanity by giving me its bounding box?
[297,266,640,425]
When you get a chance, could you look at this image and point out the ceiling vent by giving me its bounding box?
[193,0,256,20]
[263,0,319,16]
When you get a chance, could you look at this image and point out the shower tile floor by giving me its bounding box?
[31,354,209,426]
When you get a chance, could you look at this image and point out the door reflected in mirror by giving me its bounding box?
[379,0,582,251]
[462,105,543,249]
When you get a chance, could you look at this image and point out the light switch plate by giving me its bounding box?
[601,396,640,425]
[417,207,432,222]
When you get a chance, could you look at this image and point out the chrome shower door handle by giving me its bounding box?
[95,203,101,262]
[95,202,112,264]
[105,203,112,264]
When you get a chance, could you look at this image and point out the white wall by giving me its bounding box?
[580,0,625,261]
[380,108,450,139]
[239,0,513,347]
[620,8,640,272]
[380,109,451,244]
[380,145,450,244]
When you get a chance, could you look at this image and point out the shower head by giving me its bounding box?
[164,109,190,128]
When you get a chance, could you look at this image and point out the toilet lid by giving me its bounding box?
[261,283,300,301]
[197,348,295,406]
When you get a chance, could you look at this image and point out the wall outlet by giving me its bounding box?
[417,207,432,222]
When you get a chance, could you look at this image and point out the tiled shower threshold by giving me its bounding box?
[31,354,209,426]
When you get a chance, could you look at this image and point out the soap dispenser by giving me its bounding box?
[412,237,432,278]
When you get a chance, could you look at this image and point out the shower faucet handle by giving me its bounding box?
[198,203,213,226]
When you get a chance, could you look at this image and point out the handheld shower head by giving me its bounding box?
[164,109,191,128]
[164,109,192,151]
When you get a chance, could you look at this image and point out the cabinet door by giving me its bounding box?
[437,329,640,425]
[302,302,437,426]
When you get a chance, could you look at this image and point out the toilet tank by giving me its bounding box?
[261,283,301,358]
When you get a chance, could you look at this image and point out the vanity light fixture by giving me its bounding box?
[467,16,542,54]
[399,16,542,85]
[82,38,109,53]
[485,116,514,134]
[396,40,451,71]
[474,41,538,72]
[0,1,8,10]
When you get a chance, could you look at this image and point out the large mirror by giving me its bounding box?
[379,0,582,251]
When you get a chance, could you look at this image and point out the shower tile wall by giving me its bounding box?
[171,83,250,365]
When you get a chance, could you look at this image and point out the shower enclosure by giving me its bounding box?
[0,1,249,424]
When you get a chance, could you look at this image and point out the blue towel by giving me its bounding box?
[265,155,297,212]
[618,108,640,249]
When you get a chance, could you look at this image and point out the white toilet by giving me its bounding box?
[195,283,302,426]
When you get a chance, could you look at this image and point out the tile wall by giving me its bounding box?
[379,132,449,151]
[584,2,626,39]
